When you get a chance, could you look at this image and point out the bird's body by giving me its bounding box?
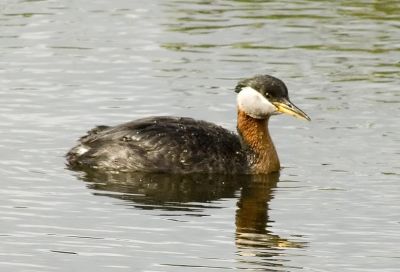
[67,75,310,174]
[67,116,249,174]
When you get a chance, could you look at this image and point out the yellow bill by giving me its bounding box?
[273,98,311,121]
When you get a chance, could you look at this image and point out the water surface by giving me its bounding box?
[0,0,399,271]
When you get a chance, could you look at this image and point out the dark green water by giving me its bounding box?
[0,0,399,271]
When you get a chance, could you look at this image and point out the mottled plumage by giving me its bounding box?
[67,116,249,174]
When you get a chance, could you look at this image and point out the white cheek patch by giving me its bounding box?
[237,87,277,119]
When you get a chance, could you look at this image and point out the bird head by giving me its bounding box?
[235,75,310,121]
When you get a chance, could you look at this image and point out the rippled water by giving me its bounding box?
[1,0,399,271]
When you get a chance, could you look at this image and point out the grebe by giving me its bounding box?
[67,75,310,174]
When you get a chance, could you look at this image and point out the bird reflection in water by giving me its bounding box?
[235,174,306,269]
[75,168,306,267]
[79,170,242,212]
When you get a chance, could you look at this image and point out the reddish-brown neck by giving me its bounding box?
[237,110,280,174]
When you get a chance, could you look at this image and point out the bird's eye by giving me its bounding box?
[265,93,271,99]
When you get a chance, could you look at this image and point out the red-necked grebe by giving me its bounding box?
[67,75,310,174]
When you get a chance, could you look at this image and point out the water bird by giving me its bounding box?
[67,75,310,174]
